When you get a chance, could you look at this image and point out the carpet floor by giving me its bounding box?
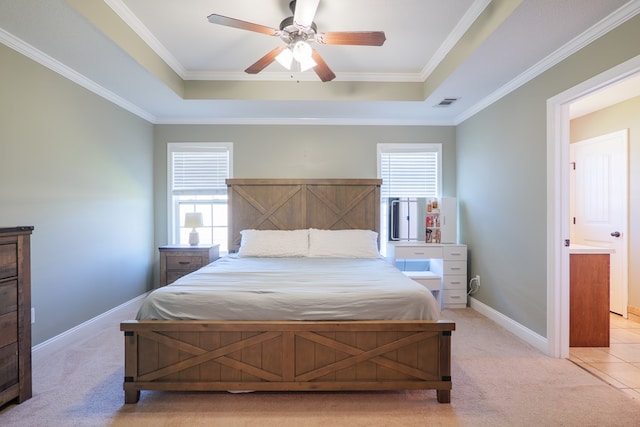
[2,303,640,426]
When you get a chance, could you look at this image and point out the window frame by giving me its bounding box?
[377,143,442,199]
[167,142,233,249]
[377,143,443,249]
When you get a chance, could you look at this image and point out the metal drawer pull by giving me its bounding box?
[178,261,191,265]
[450,295,462,299]
[450,281,461,285]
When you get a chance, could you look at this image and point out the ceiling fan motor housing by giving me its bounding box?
[279,16,318,45]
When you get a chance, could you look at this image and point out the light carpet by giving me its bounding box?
[1,303,640,426]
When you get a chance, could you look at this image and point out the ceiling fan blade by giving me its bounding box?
[207,14,279,36]
[293,0,320,30]
[245,46,287,74]
[311,50,336,82]
[317,31,386,46]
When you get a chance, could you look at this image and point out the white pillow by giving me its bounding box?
[308,229,380,258]
[237,229,309,257]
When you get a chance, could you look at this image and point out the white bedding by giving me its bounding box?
[136,255,440,321]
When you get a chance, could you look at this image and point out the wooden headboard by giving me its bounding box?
[226,179,382,252]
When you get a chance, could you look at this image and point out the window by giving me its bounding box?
[377,143,442,252]
[168,143,232,253]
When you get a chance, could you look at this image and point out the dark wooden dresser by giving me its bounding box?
[0,226,33,407]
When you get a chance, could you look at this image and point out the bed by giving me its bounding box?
[121,179,455,404]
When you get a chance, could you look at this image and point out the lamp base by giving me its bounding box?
[188,229,199,246]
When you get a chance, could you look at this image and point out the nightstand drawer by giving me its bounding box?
[166,256,204,271]
[166,271,191,284]
[159,245,220,287]
[393,245,443,260]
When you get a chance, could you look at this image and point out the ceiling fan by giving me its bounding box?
[207,0,386,82]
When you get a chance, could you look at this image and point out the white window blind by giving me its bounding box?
[171,147,229,196]
[379,150,439,198]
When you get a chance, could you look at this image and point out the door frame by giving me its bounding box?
[546,54,640,358]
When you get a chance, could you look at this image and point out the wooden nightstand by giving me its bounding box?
[159,244,220,287]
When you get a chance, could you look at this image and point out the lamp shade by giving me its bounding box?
[184,212,203,229]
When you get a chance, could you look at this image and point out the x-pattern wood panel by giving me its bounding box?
[227,179,381,251]
[306,185,376,230]
[230,185,302,248]
[294,331,437,382]
[133,328,437,384]
[137,330,282,382]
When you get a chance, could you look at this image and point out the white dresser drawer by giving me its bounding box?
[443,246,467,261]
[442,289,467,307]
[443,260,466,275]
[442,275,466,290]
[393,245,443,260]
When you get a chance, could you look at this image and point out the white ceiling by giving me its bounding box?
[0,0,639,125]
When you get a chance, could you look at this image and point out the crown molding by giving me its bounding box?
[455,0,640,124]
[420,0,492,81]
[0,28,157,123]
[154,116,456,127]
[105,0,188,78]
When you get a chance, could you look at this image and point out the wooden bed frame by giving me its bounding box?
[121,179,455,404]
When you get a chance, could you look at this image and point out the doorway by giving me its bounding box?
[570,130,629,317]
[547,54,640,358]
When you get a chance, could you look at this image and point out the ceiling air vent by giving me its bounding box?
[434,97,459,108]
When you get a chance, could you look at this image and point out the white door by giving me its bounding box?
[570,129,628,316]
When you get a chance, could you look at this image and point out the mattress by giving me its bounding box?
[136,255,441,321]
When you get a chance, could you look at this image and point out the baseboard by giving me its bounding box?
[32,293,149,360]
[469,296,548,355]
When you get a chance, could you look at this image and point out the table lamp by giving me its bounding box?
[184,212,203,246]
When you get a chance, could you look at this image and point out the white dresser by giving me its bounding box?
[387,242,468,309]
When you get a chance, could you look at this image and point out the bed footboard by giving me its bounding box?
[121,320,455,404]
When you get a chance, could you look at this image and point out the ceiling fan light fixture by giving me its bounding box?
[292,40,313,62]
[291,40,316,71]
[298,55,317,72]
[275,48,294,70]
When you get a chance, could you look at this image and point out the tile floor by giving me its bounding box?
[569,313,640,401]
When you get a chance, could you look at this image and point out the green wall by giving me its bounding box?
[0,44,154,345]
[152,125,457,261]
[457,14,640,336]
